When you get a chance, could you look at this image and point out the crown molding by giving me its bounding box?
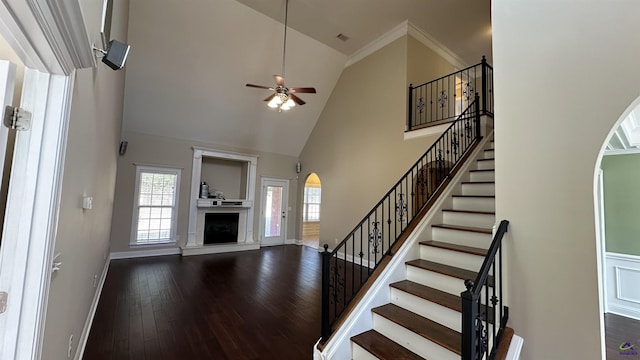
[344,21,410,68]
[345,20,467,69]
[406,22,467,69]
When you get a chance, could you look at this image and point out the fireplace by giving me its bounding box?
[204,213,239,244]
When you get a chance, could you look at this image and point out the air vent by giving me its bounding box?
[336,33,349,42]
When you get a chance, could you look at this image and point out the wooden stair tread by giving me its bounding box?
[391,280,460,312]
[469,169,494,173]
[420,240,488,256]
[477,158,495,161]
[442,209,495,215]
[373,303,461,355]
[390,280,496,323]
[351,329,423,360]
[461,181,495,185]
[432,224,492,234]
[406,259,494,286]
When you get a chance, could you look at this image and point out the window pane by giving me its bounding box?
[134,169,179,244]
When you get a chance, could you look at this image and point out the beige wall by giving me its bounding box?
[40,0,130,358]
[493,1,640,358]
[201,157,245,199]
[407,35,457,88]
[296,35,451,246]
[110,130,299,252]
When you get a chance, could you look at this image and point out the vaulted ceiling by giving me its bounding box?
[121,0,492,157]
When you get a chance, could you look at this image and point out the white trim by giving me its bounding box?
[404,122,450,140]
[75,257,110,360]
[505,334,524,360]
[345,21,409,68]
[186,147,258,248]
[130,165,182,246]
[0,60,16,194]
[604,252,640,321]
[181,243,260,256]
[0,70,74,360]
[407,22,467,70]
[345,20,467,69]
[110,248,182,260]
[603,148,640,156]
[259,177,289,246]
[0,0,94,75]
[285,239,297,245]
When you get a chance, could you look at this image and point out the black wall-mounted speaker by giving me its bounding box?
[119,140,128,156]
[102,40,131,70]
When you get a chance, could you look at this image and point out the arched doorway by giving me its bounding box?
[302,173,321,249]
[596,98,640,358]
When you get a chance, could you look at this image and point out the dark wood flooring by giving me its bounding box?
[605,313,640,359]
[84,245,322,360]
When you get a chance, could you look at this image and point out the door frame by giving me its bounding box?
[259,177,289,246]
[0,1,93,358]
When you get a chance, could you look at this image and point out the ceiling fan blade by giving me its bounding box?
[290,93,306,106]
[290,87,316,94]
[274,75,285,87]
[264,93,276,102]
[246,83,274,90]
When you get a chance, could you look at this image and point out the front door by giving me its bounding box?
[260,178,289,246]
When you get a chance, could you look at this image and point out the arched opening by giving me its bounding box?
[596,97,640,357]
[302,173,321,249]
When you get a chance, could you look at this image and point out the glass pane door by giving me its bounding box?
[264,185,283,237]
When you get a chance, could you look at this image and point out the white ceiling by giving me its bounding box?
[235,0,493,65]
[122,0,492,157]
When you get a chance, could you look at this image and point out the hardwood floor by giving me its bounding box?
[605,313,640,359]
[84,245,322,359]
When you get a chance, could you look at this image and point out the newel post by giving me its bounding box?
[461,280,479,360]
[320,244,331,343]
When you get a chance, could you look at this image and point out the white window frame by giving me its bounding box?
[130,165,181,246]
[303,186,321,221]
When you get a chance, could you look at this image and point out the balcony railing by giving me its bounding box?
[408,56,493,131]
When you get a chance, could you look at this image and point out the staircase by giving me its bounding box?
[350,138,496,359]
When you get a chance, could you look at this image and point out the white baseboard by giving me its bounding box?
[506,334,524,360]
[607,305,640,321]
[75,256,110,360]
[285,239,297,245]
[110,247,181,259]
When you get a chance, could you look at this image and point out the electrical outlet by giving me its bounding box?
[93,274,98,288]
[67,334,73,358]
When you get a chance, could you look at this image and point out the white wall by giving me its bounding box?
[493,1,640,359]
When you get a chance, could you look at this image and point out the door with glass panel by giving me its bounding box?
[260,178,289,246]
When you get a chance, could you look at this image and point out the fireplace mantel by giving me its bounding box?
[182,147,259,256]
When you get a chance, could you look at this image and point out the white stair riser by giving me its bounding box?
[476,160,494,170]
[483,149,494,159]
[420,245,485,272]
[406,266,467,296]
[431,227,492,248]
[452,196,495,212]
[373,314,459,360]
[469,170,495,182]
[390,288,462,332]
[406,266,494,300]
[443,211,495,228]
[351,343,379,360]
[487,141,494,150]
[461,183,495,196]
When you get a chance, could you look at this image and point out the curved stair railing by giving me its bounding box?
[462,219,510,360]
[320,94,484,344]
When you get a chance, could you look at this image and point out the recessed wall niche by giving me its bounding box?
[200,157,248,200]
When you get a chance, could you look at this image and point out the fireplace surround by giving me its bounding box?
[182,147,259,256]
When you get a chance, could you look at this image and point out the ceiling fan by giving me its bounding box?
[245,0,316,111]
